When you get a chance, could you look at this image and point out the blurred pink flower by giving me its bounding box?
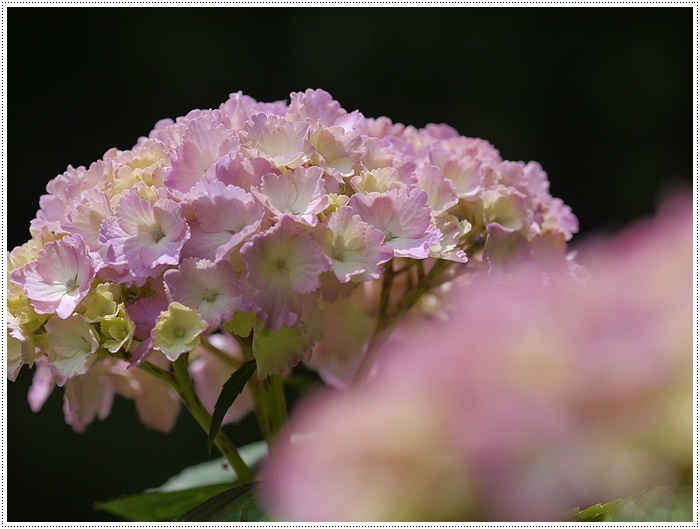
[261,194,692,522]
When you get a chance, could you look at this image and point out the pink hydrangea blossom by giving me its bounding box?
[62,362,115,433]
[429,147,484,198]
[240,113,314,169]
[203,150,273,191]
[112,356,181,433]
[10,234,95,318]
[310,126,362,184]
[414,164,458,215]
[347,188,441,259]
[126,295,169,341]
[315,207,393,283]
[251,166,328,227]
[287,89,363,132]
[219,91,287,130]
[349,167,403,194]
[360,137,416,184]
[61,192,114,271]
[99,188,190,281]
[164,258,242,327]
[28,357,55,413]
[241,215,331,330]
[7,312,34,381]
[45,313,100,385]
[163,114,239,192]
[184,180,265,261]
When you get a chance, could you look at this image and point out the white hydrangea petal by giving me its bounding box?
[45,314,100,386]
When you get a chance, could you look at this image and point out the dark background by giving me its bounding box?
[7,8,692,521]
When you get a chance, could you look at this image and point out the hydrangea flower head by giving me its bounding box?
[8,88,580,436]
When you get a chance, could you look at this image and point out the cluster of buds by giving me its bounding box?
[8,89,578,431]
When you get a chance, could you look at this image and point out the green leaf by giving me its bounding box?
[207,358,257,453]
[176,482,272,522]
[149,441,268,492]
[95,441,270,522]
[95,483,235,522]
[568,498,623,521]
[569,486,693,522]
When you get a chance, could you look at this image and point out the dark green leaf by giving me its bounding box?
[150,441,268,493]
[176,482,272,522]
[207,358,257,453]
[95,442,269,522]
[95,483,235,522]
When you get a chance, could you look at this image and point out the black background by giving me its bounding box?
[7,7,692,521]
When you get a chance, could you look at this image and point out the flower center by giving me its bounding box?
[65,278,78,292]
[174,328,185,338]
[152,228,165,242]
[275,259,287,270]
[332,240,346,261]
[203,290,217,302]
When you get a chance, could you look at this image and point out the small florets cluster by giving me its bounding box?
[8,89,578,431]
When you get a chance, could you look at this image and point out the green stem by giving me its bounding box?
[171,355,255,483]
[351,261,395,386]
[136,360,177,386]
[375,260,395,334]
[248,373,288,445]
[352,259,453,386]
[389,259,453,325]
[111,349,176,387]
[235,335,288,446]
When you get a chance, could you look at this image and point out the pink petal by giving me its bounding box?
[164,116,239,192]
[253,166,328,227]
[241,113,314,169]
[126,295,169,340]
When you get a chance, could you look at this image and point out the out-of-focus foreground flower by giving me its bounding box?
[261,194,692,522]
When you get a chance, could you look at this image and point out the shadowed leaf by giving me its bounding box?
[176,482,272,522]
[95,483,235,522]
[207,358,257,453]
